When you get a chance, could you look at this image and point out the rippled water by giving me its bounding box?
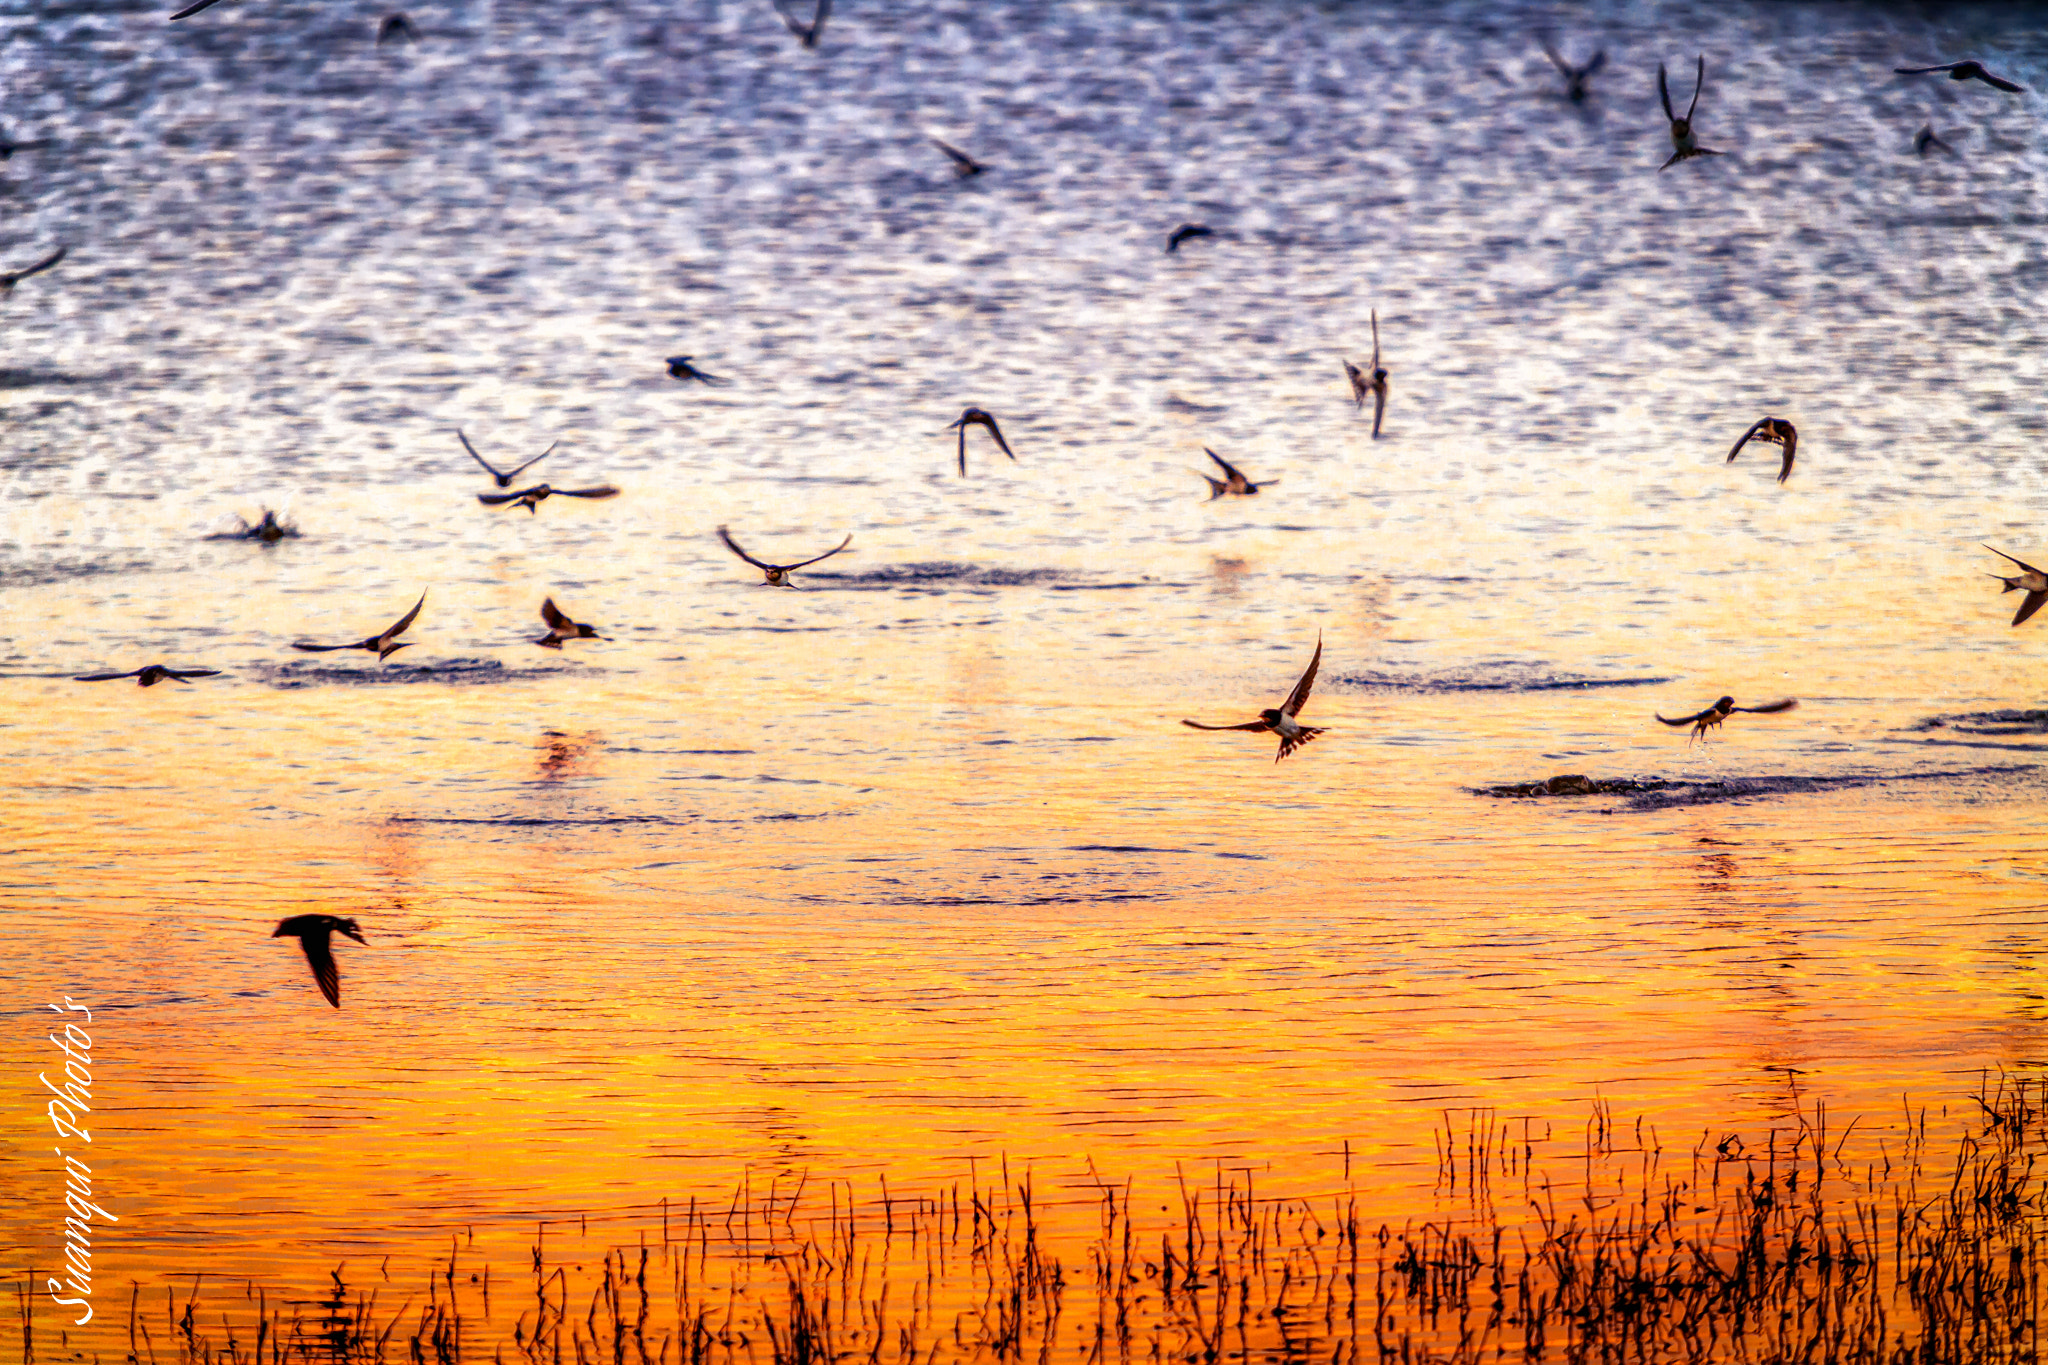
[5,0,2048,1354]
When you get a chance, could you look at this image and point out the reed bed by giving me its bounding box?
[19,1076,2045,1365]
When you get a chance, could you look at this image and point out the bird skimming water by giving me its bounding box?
[666,355,730,386]
[947,408,1015,476]
[1727,418,1797,484]
[1195,448,1275,499]
[478,483,620,515]
[1539,37,1606,102]
[74,665,221,687]
[460,429,554,488]
[535,597,606,649]
[1344,310,1389,437]
[1894,61,2022,93]
[1658,56,1721,170]
[292,591,426,662]
[717,526,852,586]
[1654,696,1798,745]
[273,915,366,1009]
[1985,546,2048,627]
[1182,634,1327,763]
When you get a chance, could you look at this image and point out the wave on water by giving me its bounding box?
[1331,664,1673,694]
[256,657,518,688]
[1478,764,2043,811]
[1908,709,2048,736]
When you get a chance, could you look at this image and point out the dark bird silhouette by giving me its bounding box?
[947,407,1015,476]
[478,483,620,515]
[1658,56,1721,169]
[535,597,606,649]
[1985,546,2048,627]
[1343,310,1390,437]
[1166,224,1214,254]
[1181,633,1326,763]
[0,135,49,160]
[717,526,852,586]
[1655,695,1798,744]
[1915,123,1958,157]
[1727,417,1797,484]
[1540,37,1606,102]
[1195,448,1275,499]
[0,246,65,296]
[665,355,730,386]
[931,137,986,177]
[273,915,365,1009]
[376,13,417,42]
[460,429,554,487]
[218,508,298,542]
[292,591,426,662]
[773,0,830,49]
[74,665,221,687]
[1894,61,2022,93]
[168,0,232,18]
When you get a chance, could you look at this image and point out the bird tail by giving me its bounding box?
[1276,727,1326,762]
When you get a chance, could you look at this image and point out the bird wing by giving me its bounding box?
[1197,474,1227,499]
[1731,698,1798,714]
[458,429,509,481]
[1726,418,1768,463]
[1893,64,1956,75]
[1655,708,1710,727]
[1372,385,1385,438]
[299,932,342,1008]
[1984,71,2023,92]
[1343,361,1366,407]
[956,420,968,476]
[505,445,553,478]
[1371,309,1380,369]
[556,485,620,499]
[1985,545,2047,577]
[806,0,830,45]
[2015,591,2048,628]
[169,0,231,17]
[718,526,773,571]
[540,597,570,629]
[1582,50,1607,77]
[1688,54,1703,122]
[1182,718,1271,732]
[981,414,1016,460]
[1658,61,1675,120]
[1283,635,1323,717]
[166,668,221,680]
[1539,36,1572,77]
[291,642,351,652]
[13,246,65,279]
[787,535,853,570]
[1776,425,1796,484]
[932,138,976,169]
[477,488,533,505]
[385,591,426,640]
[73,670,142,681]
[1205,447,1245,482]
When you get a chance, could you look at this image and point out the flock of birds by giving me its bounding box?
[14,5,2042,1008]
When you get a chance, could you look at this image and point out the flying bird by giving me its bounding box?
[947,407,1015,475]
[1727,417,1797,484]
[1985,546,2048,627]
[931,138,986,177]
[535,597,606,649]
[74,665,221,687]
[773,0,829,49]
[292,591,426,662]
[1166,224,1214,254]
[460,429,554,487]
[1658,56,1721,170]
[0,246,65,296]
[665,355,730,386]
[272,915,366,1009]
[376,12,417,42]
[1894,61,2023,93]
[1654,696,1798,744]
[478,482,620,514]
[1914,123,1958,157]
[1539,37,1606,102]
[1195,448,1275,499]
[717,526,852,586]
[1343,310,1390,437]
[1181,634,1327,763]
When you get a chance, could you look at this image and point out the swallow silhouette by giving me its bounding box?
[1540,37,1606,102]
[931,138,986,176]
[228,508,298,542]
[1196,448,1275,499]
[1655,695,1797,744]
[1727,418,1797,484]
[273,914,365,1008]
[478,483,620,515]
[536,597,606,649]
[1658,56,1721,169]
[1166,224,1214,254]
[460,429,554,487]
[666,355,730,386]
[74,665,221,687]
[376,13,417,42]
[0,135,49,160]
[1343,310,1390,437]
[947,407,1015,475]
[1914,123,1958,157]
[718,526,851,586]
[1182,633,1326,762]
[292,591,426,661]
[1894,61,2022,93]
[1985,546,2048,627]
[0,246,65,295]
[773,0,829,49]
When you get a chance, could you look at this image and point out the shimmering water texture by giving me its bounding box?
[6,1,2048,1362]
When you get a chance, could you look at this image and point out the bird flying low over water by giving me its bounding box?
[535,597,606,649]
[478,483,620,515]
[74,665,221,687]
[1196,448,1274,499]
[1985,546,2048,627]
[1915,124,1958,157]
[773,0,829,49]
[273,915,365,1009]
[1539,37,1606,102]
[947,407,1015,475]
[1344,310,1390,437]
[666,355,730,386]
[1727,418,1797,484]
[1658,56,1721,170]
[1894,61,2023,93]
[1655,696,1797,744]
[1166,224,1214,254]
[460,429,553,487]
[931,138,986,177]
[292,591,426,662]
[717,526,851,586]
[0,246,65,295]
[376,13,418,43]
[1182,633,1326,763]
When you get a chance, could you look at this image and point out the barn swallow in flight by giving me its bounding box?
[0,135,49,160]
[1658,56,1721,169]
[931,138,986,177]
[1654,696,1797,745]
[1182,633,1326,763]
[1540,37,1606,102]
[273,915,366,1009]
[773,0,829,49]
[1166,224,1214,253]
[460,429,554,487]
[478,483,620,514]
[1195,448,1275,499]
[1727,418,1797,484]
[1344,310,1389,437]
[717,526,852,586]
[74,665,221,687]
[376,12,418,42]
[1894,61,2023,93]
[0,246,65,295]
[1915,123,1958,157]
[292,591,426,662]
[666,355,730,386]
[947,407,1015,475]
[1985,546,2048,627]
[535,597,606,649]
[227,508,298,542]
